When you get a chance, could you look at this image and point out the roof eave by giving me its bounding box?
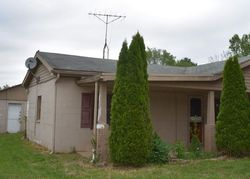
[51,69,101,77]
[22,70,31,88]
[0,84,22,92]
[100,72,222,82]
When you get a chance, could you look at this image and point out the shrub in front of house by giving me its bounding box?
[173,141,186,159]
[189,135,202,157]
[148,132,169,164]
[216,56,250,156]
[148,135,215,162]
[109,33,153,166]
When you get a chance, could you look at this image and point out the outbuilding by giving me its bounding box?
[0,84,27,133]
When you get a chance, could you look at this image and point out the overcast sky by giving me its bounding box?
[1,0,250,86]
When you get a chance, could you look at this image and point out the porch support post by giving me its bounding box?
[204,90,216,152]
[96,82,109,161]
[93,81,98,137]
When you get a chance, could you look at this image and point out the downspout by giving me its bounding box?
[52,73,60,153]
[25,88,29,139]
[5,89,8,133]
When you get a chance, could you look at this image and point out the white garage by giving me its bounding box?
[0,85,27,133]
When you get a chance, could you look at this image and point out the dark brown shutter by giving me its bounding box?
[107,94,112,125]
[81,93,94,129]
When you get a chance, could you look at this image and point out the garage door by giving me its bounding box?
[7,103,22,133]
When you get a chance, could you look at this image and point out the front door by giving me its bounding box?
[7,103,22,133]
[189,97,203,143]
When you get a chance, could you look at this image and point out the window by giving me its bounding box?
[81,93,94,129]
[190,97,202,117]
[37,96,42,120]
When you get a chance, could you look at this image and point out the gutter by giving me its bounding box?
[100,73,222,82]
[52,73,60,153]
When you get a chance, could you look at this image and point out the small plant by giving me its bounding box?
[174,141,185,159]
[19,115,27,139]
[148,132,169,164]
[189,135,202,157]
[189,123,202,157]
[90,136,98,164]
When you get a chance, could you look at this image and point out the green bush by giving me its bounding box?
[148,133,169,164]
[109,33,153,166]
[189,135,202,157]
[216,56,250,156]
[174,141,185,159]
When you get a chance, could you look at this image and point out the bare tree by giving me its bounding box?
[208,50,232,63]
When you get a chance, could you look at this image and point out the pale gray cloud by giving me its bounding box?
[0,0,250,86]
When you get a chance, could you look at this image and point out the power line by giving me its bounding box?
[88,13,126,59]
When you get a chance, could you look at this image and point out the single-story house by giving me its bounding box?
[22,51,250,160]
[0,84,27,133]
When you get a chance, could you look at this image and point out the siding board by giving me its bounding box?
[29,64,55,87]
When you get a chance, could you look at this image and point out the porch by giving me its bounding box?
[87,81,219,161]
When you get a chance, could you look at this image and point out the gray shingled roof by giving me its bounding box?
[37,51,250,76]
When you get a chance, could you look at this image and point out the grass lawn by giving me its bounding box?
[1,133,250,179]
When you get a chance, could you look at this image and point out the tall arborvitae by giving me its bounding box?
[109,41,129,163]
[216,56,250,155]
[138,34,153,157]
[109,33,153,166]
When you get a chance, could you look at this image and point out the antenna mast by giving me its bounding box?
[88,13,126,59]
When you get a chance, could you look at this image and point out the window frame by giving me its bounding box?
[36,95,42,121]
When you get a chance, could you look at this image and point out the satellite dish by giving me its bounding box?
[25,57,37,69]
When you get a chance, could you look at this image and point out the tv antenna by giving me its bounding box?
[88,13,126,59]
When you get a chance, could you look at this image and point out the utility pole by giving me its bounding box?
[88,13,126,59]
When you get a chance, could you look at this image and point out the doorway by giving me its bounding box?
[7,103,22,133]
[189,97,203,143]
